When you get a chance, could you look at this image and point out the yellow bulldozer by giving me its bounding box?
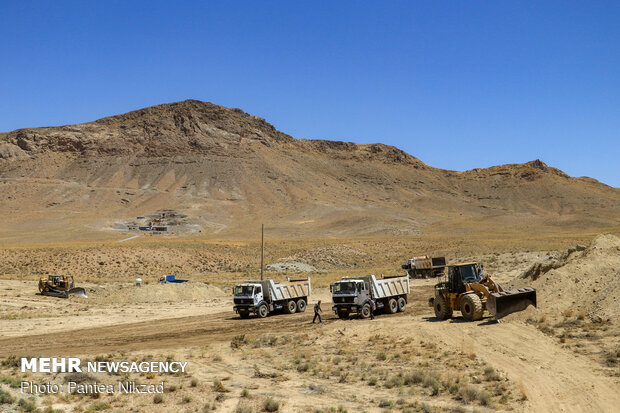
[38,275,88,299]
[429,262,536,321]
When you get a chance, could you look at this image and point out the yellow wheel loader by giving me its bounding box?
[429,262,536,321]
[38,275,88,299]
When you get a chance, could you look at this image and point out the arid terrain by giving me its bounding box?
[0,101,618,412]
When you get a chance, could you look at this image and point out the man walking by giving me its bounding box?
[369,297,376,320]
[312,300,323,323]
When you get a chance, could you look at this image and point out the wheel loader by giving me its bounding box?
[38,275,88,298]
[429,262,536,321]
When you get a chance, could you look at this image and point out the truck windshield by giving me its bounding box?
[234,286,254,296]
[333,282,356,293]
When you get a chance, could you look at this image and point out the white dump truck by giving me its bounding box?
[233,278,311,318]
[331,274,410,319]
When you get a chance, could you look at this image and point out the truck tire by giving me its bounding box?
[296,298,307,313]
[434,295,453,320]
[337,308,349,320]
[238,310,250,319]
[360,303,371,319]
[385,298,398,314]
[460,294,484,321]
[284,300,297,314]
[257,304,269,318]
[397,296,407,312]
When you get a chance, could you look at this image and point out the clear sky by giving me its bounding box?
[1,1,618,186]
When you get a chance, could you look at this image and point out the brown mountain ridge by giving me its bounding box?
[0,99,618,242]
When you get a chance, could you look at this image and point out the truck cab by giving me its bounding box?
[233,283,264,318]
[331,278,375,319]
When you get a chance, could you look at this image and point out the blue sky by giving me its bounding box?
[1,1,618,186]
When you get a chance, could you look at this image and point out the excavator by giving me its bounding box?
[38,275,88,298]
[429,262,536,321]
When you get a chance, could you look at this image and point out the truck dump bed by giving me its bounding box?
[344,275,410,299]
[246,278,311,301]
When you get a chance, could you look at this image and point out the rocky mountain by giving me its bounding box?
[0,100,618,242]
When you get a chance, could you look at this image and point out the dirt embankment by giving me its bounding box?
[512,233,620,321]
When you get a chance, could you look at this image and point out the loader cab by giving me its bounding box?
[447,263,482,293]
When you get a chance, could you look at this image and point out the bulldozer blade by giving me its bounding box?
[67,287,88,298]
[487,288,536,319]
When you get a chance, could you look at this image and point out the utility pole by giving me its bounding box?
[260,223,264,280]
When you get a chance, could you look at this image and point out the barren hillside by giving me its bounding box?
[0,100,618,242]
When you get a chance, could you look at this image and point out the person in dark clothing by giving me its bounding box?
[369,298,376,320]
[313,300,323,323]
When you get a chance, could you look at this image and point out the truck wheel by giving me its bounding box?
[360,303,371,319]
[385,298,398,314]
[257,304,269,318]
[460,294,484,321]
[238,310,250,319]
[284,300,297,314]
[397,296,406,312]
[434,295,453,320]
[337,309,349,320]
[296,298,307,313]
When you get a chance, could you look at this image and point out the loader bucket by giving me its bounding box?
[487,288,536,319]
[68,287,88,298]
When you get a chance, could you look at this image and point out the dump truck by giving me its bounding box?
[402,255,447,278]
[331,274,410,319]
[429,262,536,321]
[38,275,88,298]
[233,278,311,318]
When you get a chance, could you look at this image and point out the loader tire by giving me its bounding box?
[284,300,297,314]
[360,303,371,319]
[460,294,484,321]
[257,304,269,318]
[238,310,250,319]
[296,298,307,313]
[385,298,398,314]
[434,295,453,320]
[397,296,407,312]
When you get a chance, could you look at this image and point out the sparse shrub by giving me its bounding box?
[167,384,177,392]
[190,378,198,387]
[378,399,394,408]
[368,377,378,386]
[183,395,191,403]
[236,407,252,413]
[63,372,95,384]
[297,363,309,373]
[1,355,21,368]
[459,385,482,403]
[18,398,38,412]
[241,388,250,397]
[89,401,111,411]
[231,335,247,349]
[212,380,230,393]
[0,389,15,404]
[376,352,387,361]
[0,376,20,388]
[384,375,403,389]
[263,397,279,412]
[483,366,501,381]
[307,384,327,394]
[153,394,164,404]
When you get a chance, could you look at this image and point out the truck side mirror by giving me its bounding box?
[329,284,333,293]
